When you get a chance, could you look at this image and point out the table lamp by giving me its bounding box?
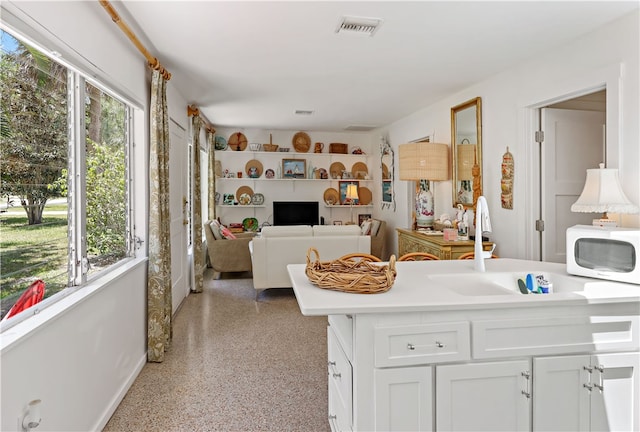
[346,183,359,224]
[399,142,449,229]
[571,163,639,227]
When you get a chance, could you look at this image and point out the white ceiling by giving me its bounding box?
[118,1,638,132]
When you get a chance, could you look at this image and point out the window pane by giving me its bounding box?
[0,30,69,319]
[84,83,129,277]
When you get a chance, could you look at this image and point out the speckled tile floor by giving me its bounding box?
[103,270,330,432]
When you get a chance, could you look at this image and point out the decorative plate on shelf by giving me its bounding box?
[265,168,275,179]
[238,193,252,205]
[251,193,265,205]
[358,187,372,205]
[351,162,368,179]
[242,217,259,232]
[214,135,227,150]
[323,188,340,205]
[329,162,346,179]
[236,185,253,202]
[245,159,263,178]
[292,131,311,153]
[228,132,248,151]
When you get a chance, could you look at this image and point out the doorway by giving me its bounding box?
[538,90,606,263]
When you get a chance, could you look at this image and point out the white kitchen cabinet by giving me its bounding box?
[374,366,433,431]
[291,259,640,432]
[533,352,640,431]
[328,323,353,432]
[436,360,531,432]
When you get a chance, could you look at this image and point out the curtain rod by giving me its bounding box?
[99,0,171,80]
[188,106,216,134]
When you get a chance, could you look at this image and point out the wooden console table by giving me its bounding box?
[396,228,494,260]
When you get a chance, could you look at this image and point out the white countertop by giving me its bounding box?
[288,258,640,316]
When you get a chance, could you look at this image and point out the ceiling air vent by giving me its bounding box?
[345,124,378,132]
[295,110,314,115]
[336,16,383,37]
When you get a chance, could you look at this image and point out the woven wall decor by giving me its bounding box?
[501,147,514,209]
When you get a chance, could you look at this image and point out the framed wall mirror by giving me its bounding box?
[451,97,482,208]
[380,136,395,211]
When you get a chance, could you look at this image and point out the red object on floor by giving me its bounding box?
[2,279,46,321]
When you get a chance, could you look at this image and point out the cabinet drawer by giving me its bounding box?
[329,314,353,361]
[473,315,639,359]
[374,321,470,367]
[328,326,353,431]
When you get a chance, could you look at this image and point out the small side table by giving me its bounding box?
[396,228,494,260]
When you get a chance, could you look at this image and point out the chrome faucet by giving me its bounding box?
[474,196,496,272]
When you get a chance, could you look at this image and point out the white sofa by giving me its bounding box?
[249,225,371,291]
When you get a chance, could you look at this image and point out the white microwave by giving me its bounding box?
[566,225,640,284]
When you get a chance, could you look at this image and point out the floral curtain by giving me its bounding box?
[147,70,172,362]
[191,116,204,293]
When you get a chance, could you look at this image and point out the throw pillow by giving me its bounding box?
[361,220,372,235]
[370,219,382,237]
[210,220,224,240]
[220,224,237,240]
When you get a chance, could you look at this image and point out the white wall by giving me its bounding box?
[373,10,639,260]
[0,1,188,431]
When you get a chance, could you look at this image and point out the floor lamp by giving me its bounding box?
[399,142,449,229]
[346,183,359,225]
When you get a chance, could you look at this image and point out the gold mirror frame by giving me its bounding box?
[451,97,482,208]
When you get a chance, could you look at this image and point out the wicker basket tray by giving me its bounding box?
[305,248,396,294]
[263,143,279,152]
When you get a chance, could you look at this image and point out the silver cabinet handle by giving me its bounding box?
[583,383,593,392]
[521,390,531,399]
[436,341,444,348]
[407,343,415,350]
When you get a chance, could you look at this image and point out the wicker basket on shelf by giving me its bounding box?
[305,248,396,294]
[263,144,279,152]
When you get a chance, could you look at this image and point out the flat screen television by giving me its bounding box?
[273,201,319,226]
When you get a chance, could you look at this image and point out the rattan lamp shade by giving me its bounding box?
[457,144,476,181]
[398,143,449,181]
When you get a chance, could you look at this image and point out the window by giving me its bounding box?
[0,28,135,325]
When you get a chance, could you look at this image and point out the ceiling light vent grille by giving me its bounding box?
[295,110,314,115]
[345,124,378,132]
[336,16,383,37]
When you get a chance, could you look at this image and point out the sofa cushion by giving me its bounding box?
[312,225,361,236]
[260,225,313,238]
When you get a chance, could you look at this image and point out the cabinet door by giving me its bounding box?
[533,355,591,431]
[375,366,433,431]
[436,360,531,431]
[590,352,640,432]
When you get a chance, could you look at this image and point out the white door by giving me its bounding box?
[436,360,531,431]
[591,352,640,432]
[533,355,591,431]
[541,108,605,263]
[375,366,433,431]
[169,119,189,314]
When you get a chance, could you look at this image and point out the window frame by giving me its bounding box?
[0,26,140,330]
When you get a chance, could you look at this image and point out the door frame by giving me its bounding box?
[522,63,622,260]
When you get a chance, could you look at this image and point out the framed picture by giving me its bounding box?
[358,213,372,226]
[282,158,306,179]
[339,180,359,205]
[333,221,342,225]
[382,180,393,203]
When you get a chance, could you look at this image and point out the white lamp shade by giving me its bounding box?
[571,164,639,214]
[346,184,359,200]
